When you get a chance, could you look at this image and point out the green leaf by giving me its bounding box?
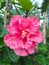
[12,0,15,4]
[10,9,18,15]
[23,57,33,65]
[34,54,46,65]
[17,0,33,11]
[0,0,5,9]
[0,57,10,65]
[0,38,5,48]
[3,47,20,62]
[0,27,8,37]
[0,63,10,65]
[46,56,49,65]
[0,48,10,65]
[38,44,48,54]
[16,8,25,15]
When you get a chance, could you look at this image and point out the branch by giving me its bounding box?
[4,0,12,28]
[4,0,8,27]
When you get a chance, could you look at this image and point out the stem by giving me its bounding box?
[4,0,8,27]
[43,12,46,44]
[4,0,12,28]
[25,11,28,17]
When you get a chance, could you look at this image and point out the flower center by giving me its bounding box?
[22,29,30,38]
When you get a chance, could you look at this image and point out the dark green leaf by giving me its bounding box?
[10,9,18,15]
[0,27,8,37]
[0,0,5,9]
[0,38,5,48]
[3,47,20,62]
[38,44,48,54]
[0,63,10,65]
[23,57,33,65]
[34,54,46,65]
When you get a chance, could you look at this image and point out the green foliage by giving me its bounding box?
[0,46,20,65]
[0,15,4,28]
[14,57,33,65]
[41,0,49,12]
[34,54,46,65]
[38,44,48,54]
[0,27,8,37]
[46,55,49,65]
[0,37,5,48]
[3,47,20,62]
[17,0,33,11]
[0,0,5,9]
[0,63,10,65]
[23,57,33,65]
[10,9,18,15]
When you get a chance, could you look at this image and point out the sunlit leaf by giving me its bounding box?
[17,0,33,11]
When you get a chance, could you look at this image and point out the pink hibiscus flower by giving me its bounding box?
[4,15,43,56]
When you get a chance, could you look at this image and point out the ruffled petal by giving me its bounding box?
[27,16,40,27]
[22,37,32,49]
[17,38,24,48]
[14,48,28,56]
[21,18,31,29]
[7,22,21,35]
[27,46,35,54]
[7,15,23,34]
[27,17,40,34]
[30,30,43,43]
[4,34,18,49]
[10,15,23,26]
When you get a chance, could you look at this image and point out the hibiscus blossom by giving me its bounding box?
[4,15,43,56]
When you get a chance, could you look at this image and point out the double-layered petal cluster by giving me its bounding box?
[4,15,43,56]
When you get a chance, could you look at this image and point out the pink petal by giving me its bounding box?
[30,30,43,44]
[14,48,28,56]
[7,24,18,34]
[17,38,24,48]
[24,42,32,49]
[7,15,23,34]
[30,25,38,34]
[21,18,31,29]
[22,37,32,49]
[10,15,23,26]
[27,17,40,34]
[7,22,21,35]
[23,38,36,49]
[27,16,40,27]
[27,46,35,54]
[4,34,18,49]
